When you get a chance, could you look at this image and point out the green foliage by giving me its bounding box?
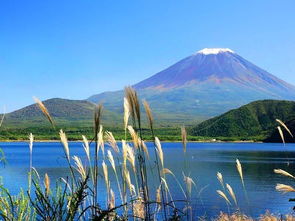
[191,100,295,139]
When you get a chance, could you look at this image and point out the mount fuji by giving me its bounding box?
[88,48,295,125]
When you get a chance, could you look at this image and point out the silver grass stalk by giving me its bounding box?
[217,172,224,189]
[155,137,164,168]
[217,190,231,205]
[277,126,285,144]
[226,183,237,206]
[60,130,70,162]
[276,183,295,194]
[276,119,293,137]
[274,169,295,179]
[33,97,54,127]
[124,97,130,132]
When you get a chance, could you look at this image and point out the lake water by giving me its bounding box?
[0,141,295,219]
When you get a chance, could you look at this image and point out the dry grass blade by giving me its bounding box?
[143,99,153,129]
[226,183,237,206]
[109,189,115,209]
[73,156,86,179]
[217,190,231,205]
[276,119,293,138]
[105,131,119,153]
[141,139,150,159]
[107,150,116,172]
[181,126,187,153]
[183,175,196,196]
[123,97,130,131]
[155,137,164,168]
[127,125,139,148]
[82,135,90,162]
[102,161,109,192]
[94,103,103,138]
[59,130,70,161]
[236,159,244,187]
[124,168,135,195]
[276,183,295,194]
[44,173,50,195]
[33,97,54,127]
[126,144,136,172]
[274,169,295,179]
[133,196,145,219]
[217,172,224,189]
[0,108,5,128]
[162,168,174,175]
[98,125,105,155]
[277,126,285,144]
[122,140,127,169]
[29,133,34,154]
[125,86,141,124]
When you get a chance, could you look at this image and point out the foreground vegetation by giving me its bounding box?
[0,87,294,220]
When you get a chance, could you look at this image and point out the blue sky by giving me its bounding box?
[1,0,295,112]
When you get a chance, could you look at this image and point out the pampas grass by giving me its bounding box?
[143,100,153,130]
[123,97,130,132]
[275,184,295,194]
[44,173,50,195]
[236,159,244,187]
[105,131,119,153]
[73,156,86,179]
[226,183,237,207]
[155,137,164,168]
[33,97,54,127]
[274,169,295,179]
[277,126,285,144]
[181,126,187,153]
[276,119,293,138]
[217,172,224,189]
[217,190,231,205]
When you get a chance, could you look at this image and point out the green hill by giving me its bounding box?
[1,98,121,128]
[190,100,295,139]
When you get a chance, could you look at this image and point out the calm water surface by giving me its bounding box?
[0,142,295,219]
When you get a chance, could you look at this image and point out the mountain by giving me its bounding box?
[88,48,295,124]
[190,100,295,139]
[2,98,121,128]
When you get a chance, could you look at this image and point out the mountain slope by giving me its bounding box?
[190,100,295,138]
[88,48,295,124]
[2,98,121,128]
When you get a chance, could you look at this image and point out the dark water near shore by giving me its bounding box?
[0,142,295,219]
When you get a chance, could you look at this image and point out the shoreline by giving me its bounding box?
[0,139,262,143]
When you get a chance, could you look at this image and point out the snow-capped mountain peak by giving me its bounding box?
[196,48,234,55]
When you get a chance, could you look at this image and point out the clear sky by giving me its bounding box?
[1,0,295,112]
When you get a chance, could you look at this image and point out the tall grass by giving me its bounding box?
[0,93,295,220]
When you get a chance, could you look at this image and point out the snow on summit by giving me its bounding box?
[196,48,234,55]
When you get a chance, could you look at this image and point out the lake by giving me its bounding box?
[0,141,294,219]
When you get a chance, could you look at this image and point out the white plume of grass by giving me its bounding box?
[124,97,130,131]
[217,190,231,205]
[155,137,164,168]
[276,119,293,138]
[73,156,86,179]
[105,131,119,153]
[276,184,295,194]
[226,183,237,206]
[277,126,285,144]
[59,130,70,162]
[217,172,224,189]
[274,169,295,179]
